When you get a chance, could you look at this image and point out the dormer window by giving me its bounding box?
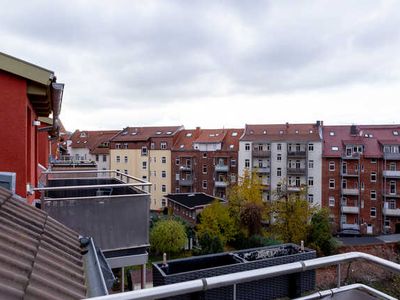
[80,132,86,138]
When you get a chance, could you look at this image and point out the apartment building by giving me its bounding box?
[68,130,119,170]
[110,126,183,210]
[322,125,400,235]
[238,122,323,205]
[171,128,243,199]
[0,52,64,202]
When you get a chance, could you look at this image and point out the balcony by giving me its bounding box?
[384,152,400,160]
[215,164,229,172]
[254,167,270,173]
[341,188,359,196]
[384,193,400,198]
[341,206,359,214]
[383,207,400,217]
[383,170,400,178]
[215,181,229,188]
[252,149,271,157]
[287,168,306,175]
[180,165,192,171]
[179,178,193,186]
[341,223,360,231]
[287,150,306,158]
[341,153,360,160]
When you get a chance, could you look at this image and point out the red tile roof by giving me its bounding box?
[0,187,87,300]
[69,130,119,154]
[241,123,321,142]
[110,126,183,142]
[323,125,400,157]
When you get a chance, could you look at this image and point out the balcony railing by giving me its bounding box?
[215,164,229,172]
[341,223,360,231]
[341,188,359,196]
[252,149,271,157]
[287,150,306,157]
[179,179,193,186]
[179,165,192,171]
[384,152,400,160]
[383,170,400,178]
[287,185,302,192]
[340,170,359,177]
[341,153,360,160]
[341,206,360,214]
[254,167,270,173]
[287,168,306,175]
[87,252,400,300]
[215,181,229,188]
[383,207,400,217]
[384,193,400,198]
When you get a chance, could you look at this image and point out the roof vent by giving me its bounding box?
[350,125,358,136]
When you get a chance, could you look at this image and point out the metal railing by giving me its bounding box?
[86,252,400,300]
[34,170,152,197]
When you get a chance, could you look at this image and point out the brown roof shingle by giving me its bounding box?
[0,187,87,300]
[69,130,120,155]
[110,126,183,142]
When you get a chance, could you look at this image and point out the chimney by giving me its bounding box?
[350,125,358,136]
[316,120,323,127]
[286,122,289,129]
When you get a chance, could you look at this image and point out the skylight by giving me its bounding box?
[309,130,313,134]
[279,130,283,134]
[393,131,399,136]
[166,131,172,135]
[186,133,192,137]
[329,131,335,136]
[295,130,299,134]
[232,132,238,136]
[180,145,184,149]
[156,131,162,135]
[209,134,215,137]
[131,132,137,135]
[230,145,234,149]
[122,131,128,135]
[332,146,339,151]
[263,130,267,134]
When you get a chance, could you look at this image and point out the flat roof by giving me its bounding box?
[165,192,223,209]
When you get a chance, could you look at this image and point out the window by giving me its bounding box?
[203,153,207,158]
[141,147,148,156]
[103,155,107,162]
[308,194,314,203]
[371,159,377,164]
[116,155,120,163]
[231,174,236,183]
[150,142,155,149]
[176,158,180,165]
[390,162,396,171]
[245,159,250,168]
[115,143,121,149]
[277,168,282,177]
[162,185,166,192]
[245,143,250,151]
[124,156,128,163]
[176,187,180,193]
[361,182,364,190]
[142,161,147,169]
[329,179,335,189]
[162,156,167,164]
[329,161,335,171]
[371,172,377,182]
[160,142,167,149]
[277,154,282,161]
[153,157,157,163]
[390,181,396,194]
[175,173,180,181]
[329,196,335,207]
[277,184,282,193]
[162,199,166,207]
[308,160,314,169]
[123,143,128,149]
[202,180,207,189]
[231,159,236,167]
[277,143,282,151]
[308,144,314,151]
[308,177,314,187]
[124,169,128,175]
[202,164,207,174]
[95,155,99,162]
[370,207,376,217]
[371,190,376,200]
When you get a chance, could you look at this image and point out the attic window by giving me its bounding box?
[180,145,184,149]
[393,131,399,136]
[230,145,234,149]
[232,132,238,136]
[186,133,192,137]
[329,131,335,136]
[156,131,162,135]
[332,146,339,151]
[166,131,172,135]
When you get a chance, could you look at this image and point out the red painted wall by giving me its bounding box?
[0,70,38,202]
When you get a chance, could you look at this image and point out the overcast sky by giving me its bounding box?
[2,0,400,131]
